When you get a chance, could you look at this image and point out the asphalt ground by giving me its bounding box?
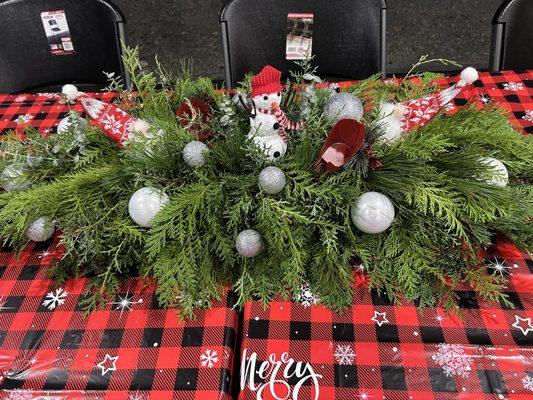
[112,0,504,80]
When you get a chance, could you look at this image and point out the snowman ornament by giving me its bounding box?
[248,66,303,161]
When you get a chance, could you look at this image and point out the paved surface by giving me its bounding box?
[112,0,503,80]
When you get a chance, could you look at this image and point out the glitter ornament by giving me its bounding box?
[235,229,262,257]
[183,141,209,167]
[57,112,88,134]
[480,157,508,187]
[258,166,286,194]
[1,164,29,192]
[128,187,170,228]
[351,192,395,234]
[324,92,363,124]
[26,217,55,242]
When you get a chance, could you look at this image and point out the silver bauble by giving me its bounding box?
[183,141,209,167]
[324,92,363,123]
[57,112,88,134]
[2,164,29,192]
[235,229,262,257]
[26,217,55,242]
[480,157,508,187]
[258,166,286,194]
[128,187,170,228]
[351,192,395,234]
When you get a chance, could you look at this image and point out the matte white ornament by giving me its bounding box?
[252,134,287,161]
[235,229,262,257]
[25,217,55,242]
[128,187,170,228]
[57,113,88,134]
[460,67,479,84]
[61,84,79,102]
[481,157,508,187]
[258,166,286,194]
[2,164,29,192]
[324,92,363,123]
[351,192,395,234]
[377,102,403,143]
[129,119,164,140]
[183,141,209,167]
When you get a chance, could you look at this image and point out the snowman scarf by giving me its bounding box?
[256,107,304,143]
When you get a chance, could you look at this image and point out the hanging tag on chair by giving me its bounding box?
[40,10,75,55]
[286,13,314,60]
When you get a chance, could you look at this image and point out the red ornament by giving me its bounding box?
[315,119,366,173]
[176,99,213,141]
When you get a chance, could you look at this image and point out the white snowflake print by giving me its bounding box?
[523,110,533,123]
[6,389,34,400]
[503,82,524,91]
[14,95,27,103]
[101,113,123,134]
[523,374,533,391]
[16,114,33,124]
[295,283,319,308]
[432,343,473,378]
[42,288,68,310]
[128,390,148,400]
[200,349,219,368]
[333,344,356,365]
[444,102,455,112]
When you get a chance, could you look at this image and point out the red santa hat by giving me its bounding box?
[62,84,144,146]
[250,65,284,98]
[398,67,479,132]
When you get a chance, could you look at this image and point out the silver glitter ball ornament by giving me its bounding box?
[351,192,395,234]
[128,187,170,228]
[258,166,286,195]
[183,140,209,167]
[235,229,262,257]
[26,217,55,242]
[324,92,363,123]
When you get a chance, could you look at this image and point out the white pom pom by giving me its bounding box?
[62,84,79,101]
[460,67,479,84]
[132,119,150,135]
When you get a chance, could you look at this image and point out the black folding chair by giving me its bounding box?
[489,0,533,72]
[0,0,129,93]
[220,0,387,88]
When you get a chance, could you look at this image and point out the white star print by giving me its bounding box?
[109,290,143,318]
[96,354,119,376]
[489,258,516,276]
[478,94,491,104]
[512,315,533,336]
[371,311,389,327]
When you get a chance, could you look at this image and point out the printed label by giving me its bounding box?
[286,13,314,60]
[40,10,75,55]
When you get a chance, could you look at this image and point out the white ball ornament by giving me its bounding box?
[258,166,286,194]
[377,102,403,143]
[61,84,79,102]
[25,217,55,242]
[2,164,29,192]
[351,192,395,234]
[235,229,263,258]
[183,141,209,167]
[481,157,508,187]
[57,113,88,134]
[128,187,170,228]
[460,67,479,84]
[324,92,364,123]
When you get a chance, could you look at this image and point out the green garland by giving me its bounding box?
[0,46,531,319]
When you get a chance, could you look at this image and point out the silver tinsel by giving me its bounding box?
[258,166,286,195]
[235,229,262,257]
[183,141,209,167]
[26,217,55,242]
[323,92,363,123]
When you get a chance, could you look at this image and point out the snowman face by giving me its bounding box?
[252,91,282,110]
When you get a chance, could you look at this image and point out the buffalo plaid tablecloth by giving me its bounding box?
[238,71,533,400]
[0,238,239,400]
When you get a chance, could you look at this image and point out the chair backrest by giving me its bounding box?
[0,0,128,93]
[489,0,533,72]
[220,0,387,88]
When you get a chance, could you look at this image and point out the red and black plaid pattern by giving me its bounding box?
[0,238,239,400]
[238,239,533,399]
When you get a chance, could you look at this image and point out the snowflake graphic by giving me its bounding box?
[523,110,533,123]
[42,288,68,310]
[14,95,27,103]
[432,343,473,378]
[101,113,123,134]
[503,82,524,91]
[6,389,34,400]
[16,114,33,124]
[200,349,219,368]
[333,344,356,365]
[295,283,319,308]
[523,374,533,391]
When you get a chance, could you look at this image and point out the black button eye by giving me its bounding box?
[277,92,280,96]
[273,151,280,158]
[263,95,268,100]
[273,123,280,130]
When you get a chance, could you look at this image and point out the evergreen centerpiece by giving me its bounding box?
[0,47,531,319]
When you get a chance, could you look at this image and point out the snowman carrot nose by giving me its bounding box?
[271,102,280,110]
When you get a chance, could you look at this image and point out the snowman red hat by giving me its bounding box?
[251,65,284,97]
